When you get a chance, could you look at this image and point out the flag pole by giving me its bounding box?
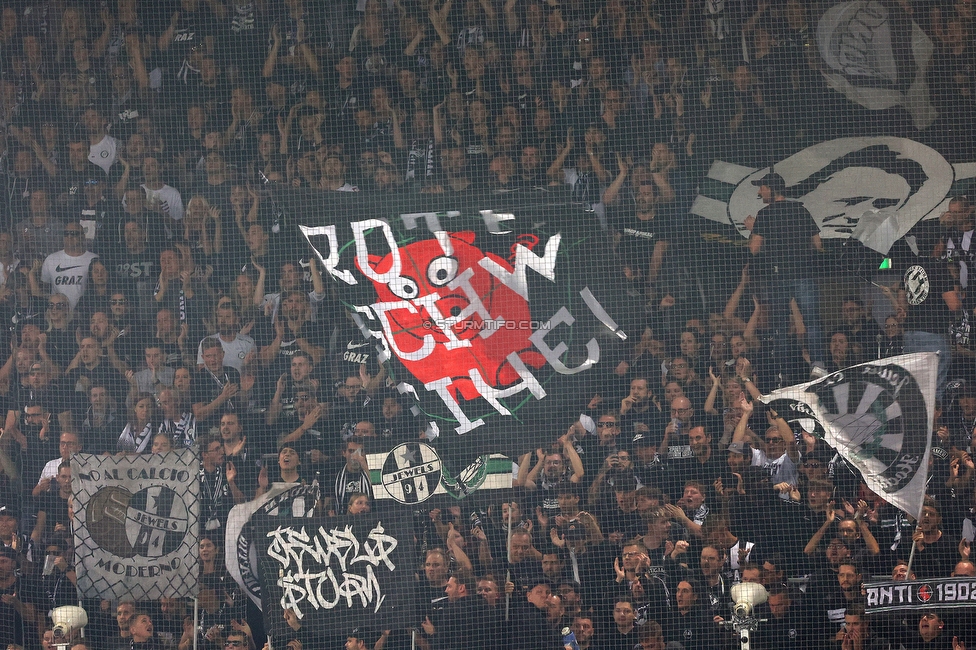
[904,472,934,578]
[193,597,199,650]
[504,501,513,622]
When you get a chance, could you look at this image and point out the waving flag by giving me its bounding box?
[282,189,636,470]
[761,353,937,517]
[817,1,937,129]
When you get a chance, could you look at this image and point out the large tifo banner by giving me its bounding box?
[818,1,937,129]
[285,190,636,463]
[761,353,936,517]
[254,514,417,641]
[71,451,200,600]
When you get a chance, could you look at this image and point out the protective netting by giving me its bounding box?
[1,1,976,650]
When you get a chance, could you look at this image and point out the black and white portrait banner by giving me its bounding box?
[761,352,936,517]
[254,514,417,640]
[71,451,200,600]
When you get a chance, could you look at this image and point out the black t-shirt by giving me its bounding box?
[332,322,381,384]
[37,490,71,538]
[609,199,680,272]
[903,256,954,334]
[752,199,820,276]
[160,7,216,85]
[192,365,243,425]
[0,575,26,648]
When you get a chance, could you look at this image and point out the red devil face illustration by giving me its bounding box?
[360,232,545,401]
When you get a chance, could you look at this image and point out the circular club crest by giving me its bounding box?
[809,362,929,494]
[87,486,190,559]
[904,265,930,306]
[382,443,442,504]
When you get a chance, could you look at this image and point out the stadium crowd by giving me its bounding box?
[2,1,976,650]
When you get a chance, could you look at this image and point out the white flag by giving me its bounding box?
[71,451,200,600]
[818,1,937,130]
[761,353,936,517]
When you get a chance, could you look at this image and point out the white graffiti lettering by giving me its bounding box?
[265,523,398,619]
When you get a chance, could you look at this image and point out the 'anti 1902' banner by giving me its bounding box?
[286,189,636,463]
[254,514,418,641]
[71,451,200,600]
[865,578,976,612]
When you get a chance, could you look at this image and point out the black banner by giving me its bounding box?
[254,514,418,642]
[283,187,639,463]
[865,578,976,612]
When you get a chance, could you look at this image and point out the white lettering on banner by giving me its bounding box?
[265,523,398,619]
[478,233,560,299]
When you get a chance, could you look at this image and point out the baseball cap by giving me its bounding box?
[751,172,786,192]
[0,504,19,519]
[727,442,751,455]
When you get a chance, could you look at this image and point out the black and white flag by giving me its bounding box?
[255,514,418,641]
[817,1,937,130]
[71,451,200,600]
[225,482,321,608]
[761,353,936,517]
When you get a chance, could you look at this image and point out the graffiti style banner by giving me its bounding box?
[865,578,976,612]
[286,190,636,464]
[71,451,200,600]
[225,482,321,608]
[761,353,936,517]
[254,514,418,641]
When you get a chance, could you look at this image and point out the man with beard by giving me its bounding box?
[197,303,255,374]
[666,425,724,500]
[266,352,319,426]
[259,290,326,382]
[322,438,372,516]
[618,376,661,438]
[192,338,253,430]
[696,545,731,618]
[63,336,126,416]
[523,440,585,519]
[909,499,959,579]
[807,551,862,635]
[277,388,330,465]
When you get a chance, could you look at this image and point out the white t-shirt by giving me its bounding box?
[140,184,185,221]
[197,334,255,372]
[751,448,800,499]
[88,135,118,174]
[37,457,62,486]
[41,250,98,309]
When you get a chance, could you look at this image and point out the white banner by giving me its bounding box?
[817,1,937,129]
[761,353,936,517]
[71,451,200,600]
